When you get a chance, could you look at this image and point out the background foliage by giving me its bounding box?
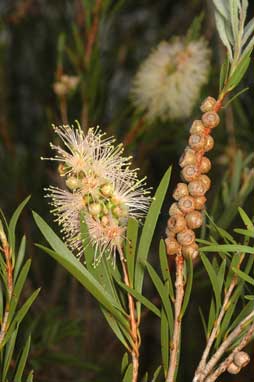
[0,0,254,381]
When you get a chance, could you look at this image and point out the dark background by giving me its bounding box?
[0,0,254,381]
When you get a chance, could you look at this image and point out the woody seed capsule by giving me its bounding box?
[179,147,196,168]
[167,215,187,233]
[200,157,211,173]
[200,174,211,191]
[188,180,206,197]
[194,195,207,210]
[165,238,181,256]
[169,202,184,216]
[200,96,217,113]
[189,134,206,151]
[204,135,214,152]
[178,196,195,214]
[227,363,241,375]
[182,242,199,259]
[165,228,176,239]
[190,120,205,135]
[185,211,203,229]
[173,183,189,200]
[177,229,196,246]
[202,111,220,129]
[181,165,199,182]
[233,352,250,368]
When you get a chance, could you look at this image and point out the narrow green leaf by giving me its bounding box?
[135,167,171,312]
[181,257,193,317]
[160,309,169,377]
[214,12,233,60]
[159,239,174,301]
[230,0,239,42]
[9,260,31,322]
[199,307,208,336]
[125,218,139,286]
[223,87,249,108]
[220,56,230,91]
[230,151,242,199]
[102,308,131,351]
[232,266,254,285]
[26,370,34,382]
[8,196,31,256]
[227,300,254,335]
[243,18,254,46]
[33,212,127,321]
[2,329,18,381]
[0,282,3,321]
[14,236,26,281]
[1,289,40,350]
[36,244,128,329]
[244,295,254,300]
[121,353,129,374]
[207,298,216,335]
[238,207,254,230]
[122,364,133,382]
[152,366,162,382]
[141,372,149,382]
[201,244,254,254]
[146,262,173,338]
[234,228,254,238]
[213,0,229,19]
[217,259,227,296]
[115,279,161,318]
[14,335,31,382]
[200,254,221,312]
[226,54,251,91]
[217,285,243,345]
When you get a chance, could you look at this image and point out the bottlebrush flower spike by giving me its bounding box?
[43,122,151,264]
[131,37,211,122]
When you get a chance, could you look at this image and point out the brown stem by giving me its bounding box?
[59,96,69,125]
[123,117,145,147]
[118,246,139,382]
[201,310,254,379]
[204,322,254,382]
[166,254,185,382]
[85,0,102,66]
[194,255,244,381]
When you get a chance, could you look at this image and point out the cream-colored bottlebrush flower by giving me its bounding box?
[44,122,151,265]
[131,38,211,122]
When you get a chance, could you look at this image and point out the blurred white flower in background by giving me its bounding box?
[131,37,211,122]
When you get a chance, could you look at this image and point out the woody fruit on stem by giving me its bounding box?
[165,96,222,382]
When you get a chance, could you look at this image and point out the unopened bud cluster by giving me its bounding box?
[165,97,220,260]
[227,351,250,375]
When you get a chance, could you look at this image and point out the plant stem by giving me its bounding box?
[123,117,145,147]
[201,310,254,379]
[166,254,185,382]
[118,245,140,382]
[193,255,244,382]
[205,321,254,382]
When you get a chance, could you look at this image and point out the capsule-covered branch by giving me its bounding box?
[165,97,220,260]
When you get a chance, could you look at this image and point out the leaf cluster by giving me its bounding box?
[0,197,39,382]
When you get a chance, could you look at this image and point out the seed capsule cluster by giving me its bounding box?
[227,351,250,375]
[165,97,220,260]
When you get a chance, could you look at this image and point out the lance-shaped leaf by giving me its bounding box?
[13,335,31,382]
[8,196,31,257]
[135,166,172,314]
